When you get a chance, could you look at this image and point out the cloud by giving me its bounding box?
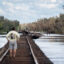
[2,1,15,13]
[2,1,16,13]
[2,1,13,7]
[51,0,56,3]
[0,9,5,14]
[1,0,63,24]
[2,1,30,13]
[8,8,15,13]
[15,4,30,11]
[58,0,63,4]
[37,3,58,9]
[39,0,57,3]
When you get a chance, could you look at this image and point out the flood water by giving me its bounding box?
[0,34,64,64]
[0,36,7,48]
[34,34,64,64]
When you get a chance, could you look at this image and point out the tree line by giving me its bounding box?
[20,14,64,34]
[0,16,19,34]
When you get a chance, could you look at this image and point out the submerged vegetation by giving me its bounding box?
[0,16,19,33]
[20,14,64,34]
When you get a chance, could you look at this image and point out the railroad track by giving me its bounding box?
[0,35,53,64]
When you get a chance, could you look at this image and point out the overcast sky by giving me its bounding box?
[0,0,64,24]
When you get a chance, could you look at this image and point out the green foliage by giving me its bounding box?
[0,16,19,33]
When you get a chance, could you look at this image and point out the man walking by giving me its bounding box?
[6,27,20,57]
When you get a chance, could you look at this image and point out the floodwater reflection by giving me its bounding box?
[34,34,64,64]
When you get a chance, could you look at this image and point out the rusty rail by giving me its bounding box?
[26,36,38,64]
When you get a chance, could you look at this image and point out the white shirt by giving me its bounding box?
[6,31,20,42]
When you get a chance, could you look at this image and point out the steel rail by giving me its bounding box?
[0,43,9,62]
[26,36,39,64]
